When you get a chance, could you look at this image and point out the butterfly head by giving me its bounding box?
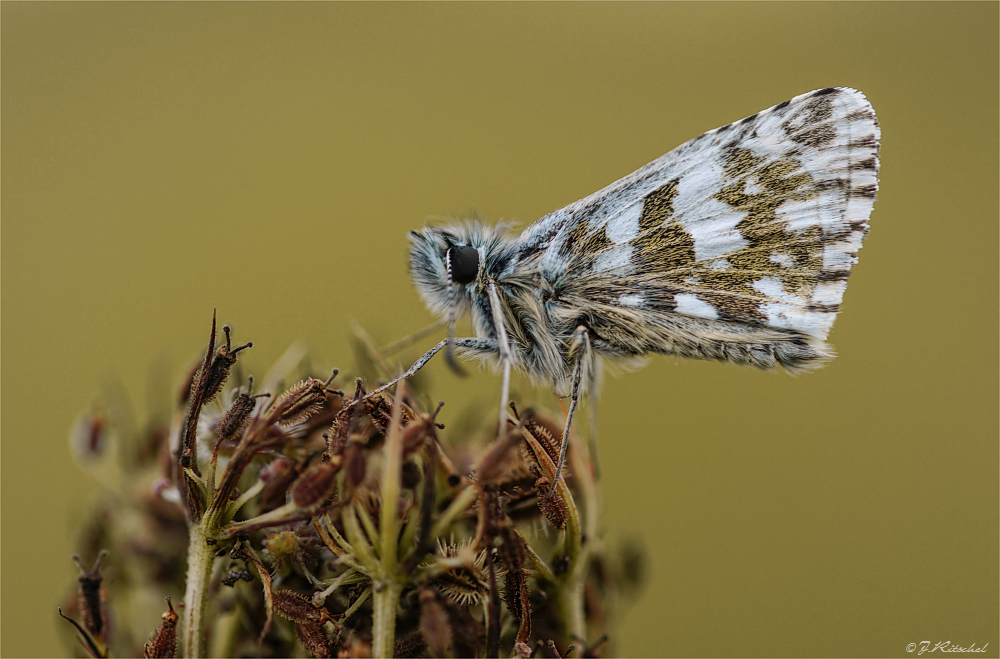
[408,222,502,318]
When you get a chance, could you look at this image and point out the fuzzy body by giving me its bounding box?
[409,88,880,393]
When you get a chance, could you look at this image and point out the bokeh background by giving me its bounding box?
[3,3,997,657]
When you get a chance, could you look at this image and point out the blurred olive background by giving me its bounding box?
[3,3,997,657]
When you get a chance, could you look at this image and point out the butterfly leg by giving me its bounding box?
[487,282,515,440]
[547,325,589,499]
[363,337,498,400]
[587,359,602,480]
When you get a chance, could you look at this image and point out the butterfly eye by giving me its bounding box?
[447,246,479,285]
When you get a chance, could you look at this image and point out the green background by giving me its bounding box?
[3,3,997,656]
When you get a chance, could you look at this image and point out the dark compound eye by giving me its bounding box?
[447,245,480,285]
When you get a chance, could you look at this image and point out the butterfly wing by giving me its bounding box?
[517,87,880,371]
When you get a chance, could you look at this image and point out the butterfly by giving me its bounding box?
[370,87,880,492]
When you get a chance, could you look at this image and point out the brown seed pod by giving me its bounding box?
[272,371,338,428]
[72,551,108,639]
[503,569,532,645]
[193,324,253,405]
[474,426,522,485]
[143,597,181,659]
[216,377,268,442]
[418,587,452,658]
[520,418,562,474]
[294,621,336,658]
[272,589,338,625]
[290,461,340,510]
[535,477,568,530]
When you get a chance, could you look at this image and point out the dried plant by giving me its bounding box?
[60,314,643,658]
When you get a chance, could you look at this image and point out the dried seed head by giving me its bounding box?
[72,550,108,638]
[474,427,522,485]
[294,620,336,658]
[394,631,427,659]
[400,401,446,458]
[194,324,253,405]
[143,597,181,659]
[535,477,568,530]
[290,461,340,510]
[271,372,337,427]
[342,437,368,492]
[259,456,298,512]
[216,377,268,442]
[272,589,337,625]
[521,419,561,472]
[498,526,527,574]
[430,540,504,606]
[503,569,528,622]
[418,587,452,658]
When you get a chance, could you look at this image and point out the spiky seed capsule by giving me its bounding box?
[294,621,335,658]
[143,597,180,659]
[498,526,527,573]
[521,419,561,472]
[535,477,568,529]
[393,631,427,659]
[216,384,266,442]
[272,589,337,625]
[273,378,332,427]
[290,461,339,509]
[195,325,252,404]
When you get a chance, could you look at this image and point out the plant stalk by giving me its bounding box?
[181,522,216,657]
[371,579,402,658]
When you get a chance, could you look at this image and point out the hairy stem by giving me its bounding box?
[371,580,402,658]
[372,386,406,658]
[181,523,216,657]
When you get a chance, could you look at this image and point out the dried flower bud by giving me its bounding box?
[273,589,337,625]
[72,551,108,638]
[143,597,181,659]
[418,588,452,658]
[290,461,339,510]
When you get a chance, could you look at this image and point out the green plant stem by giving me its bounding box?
[181,523,216,658]
[372,387,405,658]
[371,580,402,658]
